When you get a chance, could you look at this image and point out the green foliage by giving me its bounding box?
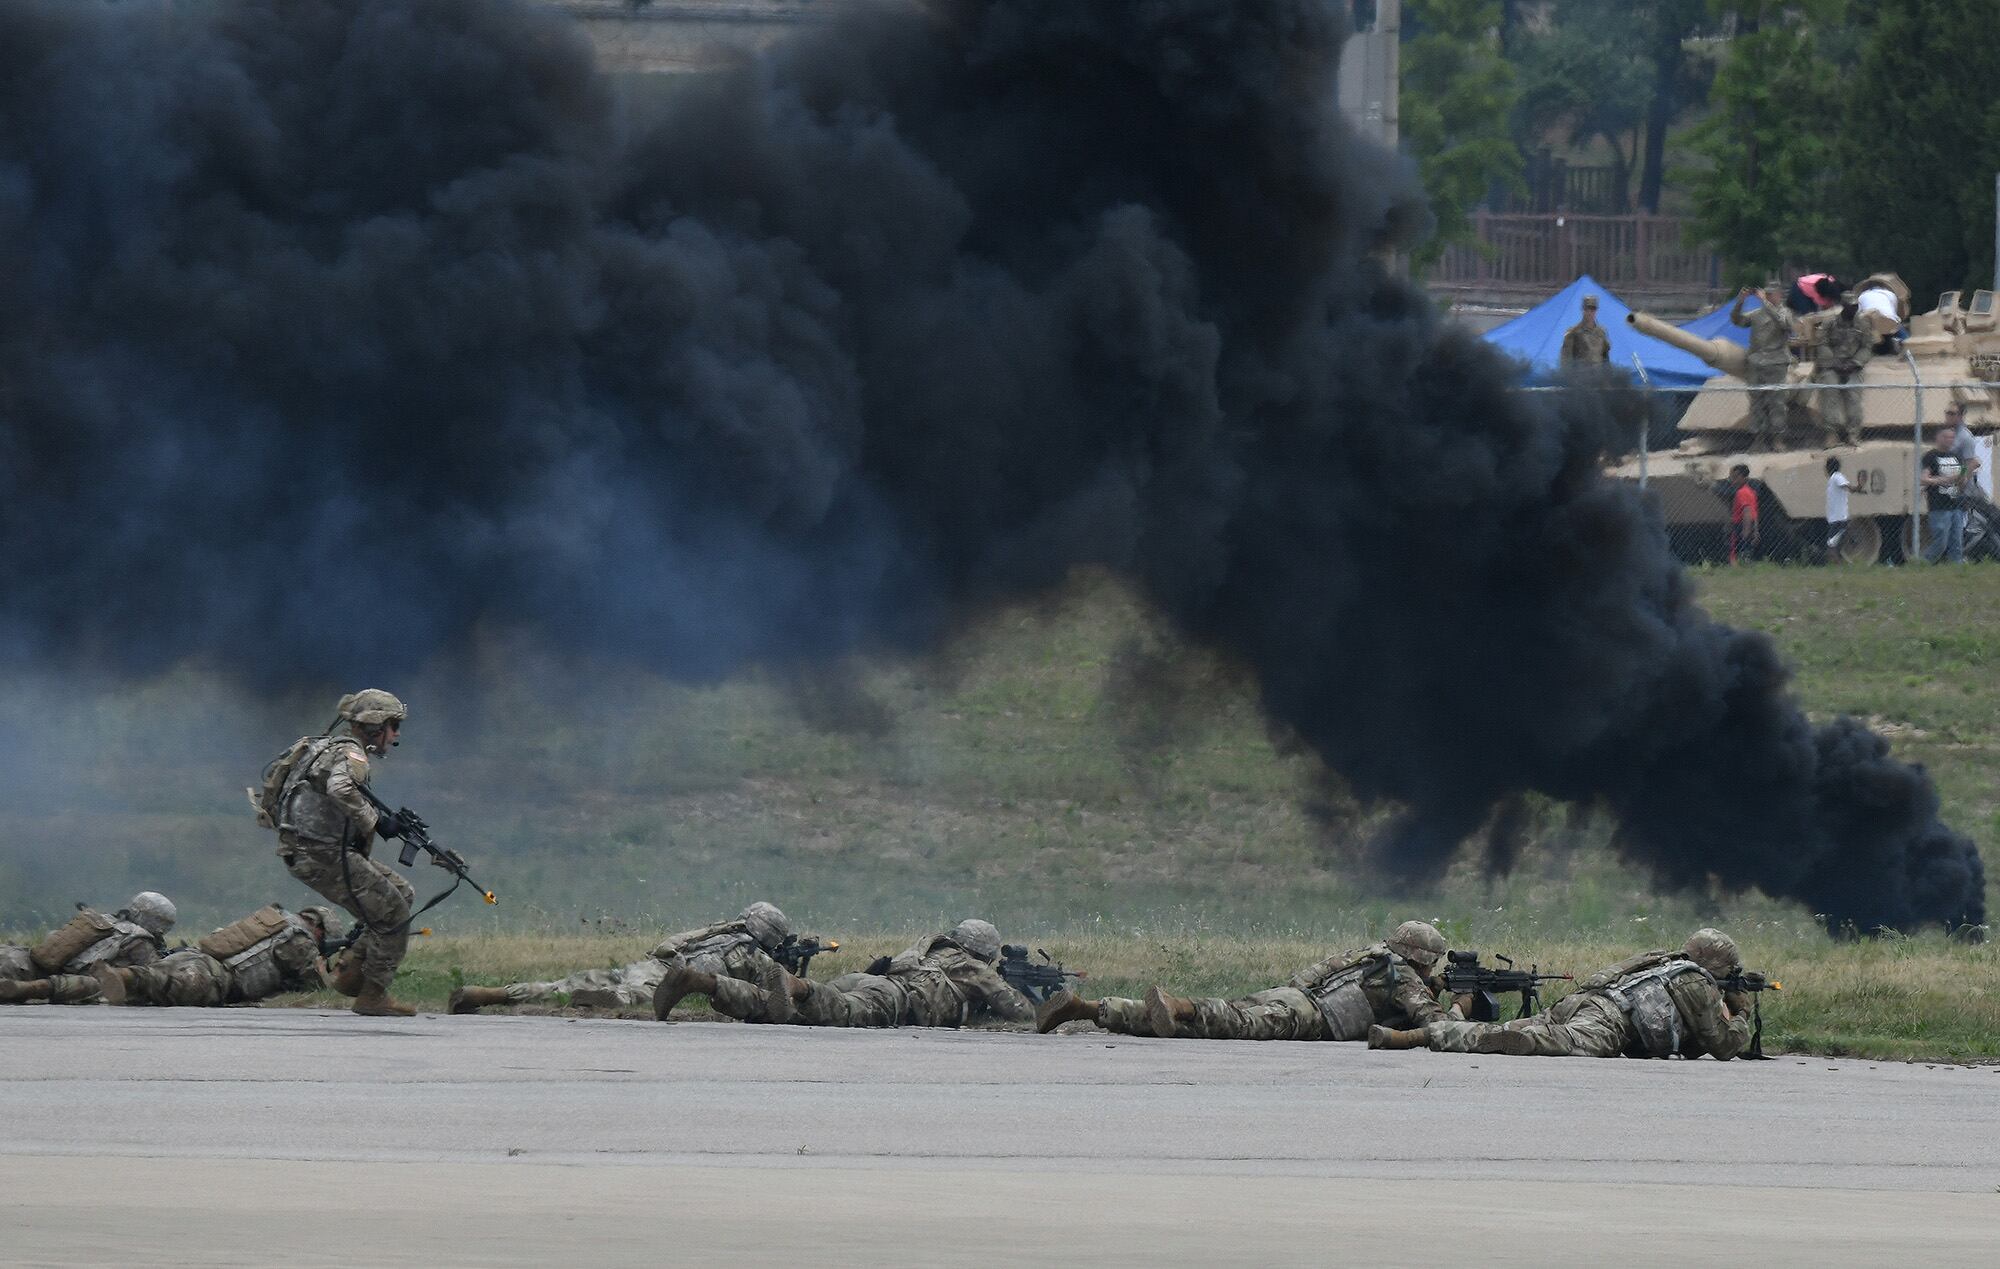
[1401,0,1523,265]
[1837,0,2000,298]
[1682,17,1849,281]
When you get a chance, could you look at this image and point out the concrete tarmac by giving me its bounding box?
[3,1007,1997,1266]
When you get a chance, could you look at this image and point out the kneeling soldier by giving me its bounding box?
[1372,927,1754,1059]
[0,892,178,1005]
[1036,919,1456,1041]
[449,901,796,1013]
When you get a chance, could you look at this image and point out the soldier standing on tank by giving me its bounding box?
[1036,920,1458,1040]
[90,905,338,1008]
[448,901,797,1013]
[0,892,178,1004]
[1369,928,1755,1059]
[270,690,420,1016]
[1814,293,1873,446]
[1559,294,1611,366]
[1731,281,1794,448]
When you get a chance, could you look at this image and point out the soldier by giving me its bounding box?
[1814,293,1873,446]
[448,901,796,1013]
[1371,927,1755,1059]
[653,918,1034,1029]
[0,892,177,1005]
[1035,920,1456,1041]
[1731,281,1794,448]
[91,905,338,1008]
[1559,294,1611,366]
[267,689,420,1017]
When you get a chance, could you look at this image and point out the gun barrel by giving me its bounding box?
[1626,309,1750,377]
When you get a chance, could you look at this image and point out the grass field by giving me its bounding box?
[5,563,1999,1060]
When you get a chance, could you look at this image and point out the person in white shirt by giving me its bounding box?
[1824,456,1851,559]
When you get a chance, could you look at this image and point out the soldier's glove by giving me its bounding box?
[375,811,404,840]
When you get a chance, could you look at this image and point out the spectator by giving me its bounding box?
[1945,404,1985,500]
[1560,294,1611,366]
[1727,463,1759,564]
[1920,424,1967,563]
[1824,456,1850,560]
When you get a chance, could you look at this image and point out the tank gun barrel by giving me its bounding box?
[1626,310,1748,378]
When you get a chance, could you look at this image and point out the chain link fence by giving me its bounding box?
[1544,378,2000,567]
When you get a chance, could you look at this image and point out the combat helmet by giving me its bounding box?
[1385,920,1447,972]
[337,690,408,727]
[740,901,793,951]
[948,919,1002,964]
[1682,928,1741,978]
[121,892,178,938]
[298,905,342,945]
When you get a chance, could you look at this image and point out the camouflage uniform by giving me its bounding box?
[500,918,781,1009]
[1093,944,1451,1040]
[109,909,328,1007]
[1424,950,1754,1059]
[1732,292,1794,445]
[1559,319,1611,366]
[1814,309,1873,445]
[0,900,172,1004]
[275,733,412,995]
[708,930,1034,1029]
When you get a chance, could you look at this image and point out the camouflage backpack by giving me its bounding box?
[247,735,330,831]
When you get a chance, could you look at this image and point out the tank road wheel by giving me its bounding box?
[1833,516,1883,566]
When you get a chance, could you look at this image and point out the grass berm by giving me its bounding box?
[6,565,1999,1061]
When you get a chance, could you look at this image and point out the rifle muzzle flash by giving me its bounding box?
[483,891,497,904]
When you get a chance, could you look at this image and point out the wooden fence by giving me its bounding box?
[1425,212,1723,297]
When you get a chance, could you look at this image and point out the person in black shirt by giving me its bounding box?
[1921,424,1968,563]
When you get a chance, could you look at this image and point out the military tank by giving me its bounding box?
[1608,281,2000,564]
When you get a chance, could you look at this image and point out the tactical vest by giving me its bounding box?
[1302,950,1392,1041]
[223,919,322,1002]
[277,736,366,845]
[1604,960,1713,1058]
[677,930,754,974]
[63,920,160,973]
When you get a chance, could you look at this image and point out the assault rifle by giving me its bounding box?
[1442,950,1572,1023]
[773,935,839,977]
[997,944,1086,1004]
[1720,969,1782,1060]
[358,786,497,928]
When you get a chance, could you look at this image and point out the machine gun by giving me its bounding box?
[1441,950,1572,1023]
[1719,969,1782,1060]
[997,944,1086,1004]
[772,935,839,977]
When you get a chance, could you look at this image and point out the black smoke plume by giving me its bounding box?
[0,0,1982,932]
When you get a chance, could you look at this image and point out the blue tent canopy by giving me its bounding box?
[1679,292,1756,347]
[1481,274,1716,388]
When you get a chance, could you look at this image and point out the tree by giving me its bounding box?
[1837,0,2000,298]
[1682,5,1853,281]
[1400,0,1524,265]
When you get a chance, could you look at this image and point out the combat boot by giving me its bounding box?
[352,987,417,1017]
[1367,1025,1429,1051]
[1035,989,1101,1034]
[0,978,52,1004]
[90,963,130,1006]
[1143,986,1194,1038]
[327,955,365,998]
[651,964,717,1021]
[448,986,511,1015]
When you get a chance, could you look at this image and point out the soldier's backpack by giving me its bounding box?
[248,735,327,831]
[197,905,292,961]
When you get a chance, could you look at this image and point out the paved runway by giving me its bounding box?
[3,1008,1997,1265]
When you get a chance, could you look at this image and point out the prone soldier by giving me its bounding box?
[449,901,798,1013]
[654,918,1034,1029]
[1371,927,1756,1059]
[91,905,338,1008]
[0,892,178,1005]
[1035,919,1456,1041]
